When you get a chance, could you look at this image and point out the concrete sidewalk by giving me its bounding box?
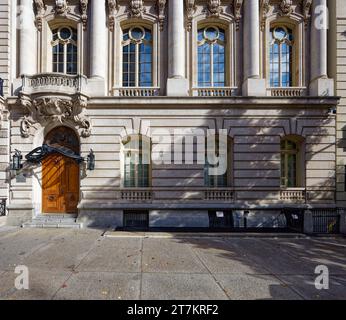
[0,227,345,300]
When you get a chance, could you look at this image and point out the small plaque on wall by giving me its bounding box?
[16,173,26,183]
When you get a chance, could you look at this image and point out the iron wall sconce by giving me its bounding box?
[87,149,95,171]
[10,149,23,171]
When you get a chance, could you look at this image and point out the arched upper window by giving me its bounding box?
[198,26,226,87]
[52,27,78,74]
[281,137,304,188]
[269,26,293,87]
[122,27,153,87]
[123,135,151,187]
[204,134,232,187]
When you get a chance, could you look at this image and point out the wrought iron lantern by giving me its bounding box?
[11,149,23,171]
[87,149,95,171]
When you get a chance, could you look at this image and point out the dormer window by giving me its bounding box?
[52,27,78,74]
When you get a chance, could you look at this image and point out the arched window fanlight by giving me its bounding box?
[269,26,294,87]
[52,27,78,75]
[198,26,226,87]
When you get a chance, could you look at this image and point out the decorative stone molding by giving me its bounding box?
[205,0,223,17]
[53,0,70,16]
[20,96,91,138]
[279,0,293,16]
[185,0,196,31]
[157,0,166,31]
[34,0,46,31]
[128,0,146,18]
[107,0,118,32]
[302,0,313,27]
[80,0,89,30]
[233,0,243,31]
[260,0,270,31]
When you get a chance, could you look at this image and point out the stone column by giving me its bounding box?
[19,0,37,75]
[310,0,334,96]
[166,0,188,96]
[89,0,107,95]
[242,0,266,96]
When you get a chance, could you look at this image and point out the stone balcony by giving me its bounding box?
[21,73,88,97]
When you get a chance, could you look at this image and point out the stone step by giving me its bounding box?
[23,222,81,229]
[22,215,82,229]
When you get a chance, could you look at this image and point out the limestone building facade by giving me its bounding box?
[0,0,344,232]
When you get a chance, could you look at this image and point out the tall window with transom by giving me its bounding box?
[198,26,226,87]
[52,27,77,75]
[122,27,153,87]
[269,26,293,87]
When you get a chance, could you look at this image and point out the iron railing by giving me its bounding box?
[312,209,340,234]
[0,199,6,216]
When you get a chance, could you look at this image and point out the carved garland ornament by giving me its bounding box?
[186,0,196,31]
[157,0,166,31]
[34,0,46,31]
[20,96,91,138]
[302,0,313,27]
[80,0,89,30]
[107,0,119,32]
[233,0,243,31]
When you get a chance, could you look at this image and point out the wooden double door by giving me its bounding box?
[42,153,80,214]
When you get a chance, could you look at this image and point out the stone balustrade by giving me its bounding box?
[280,189,306,202]
[114,87,160,97]
[267,87,307,97]
[191,87,237,97]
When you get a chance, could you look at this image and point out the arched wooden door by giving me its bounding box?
[42,127,80,214]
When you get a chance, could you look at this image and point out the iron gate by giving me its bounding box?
[123,211,149,229]
[312,209,340,234]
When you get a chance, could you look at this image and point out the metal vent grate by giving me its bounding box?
[123,211,149,230]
